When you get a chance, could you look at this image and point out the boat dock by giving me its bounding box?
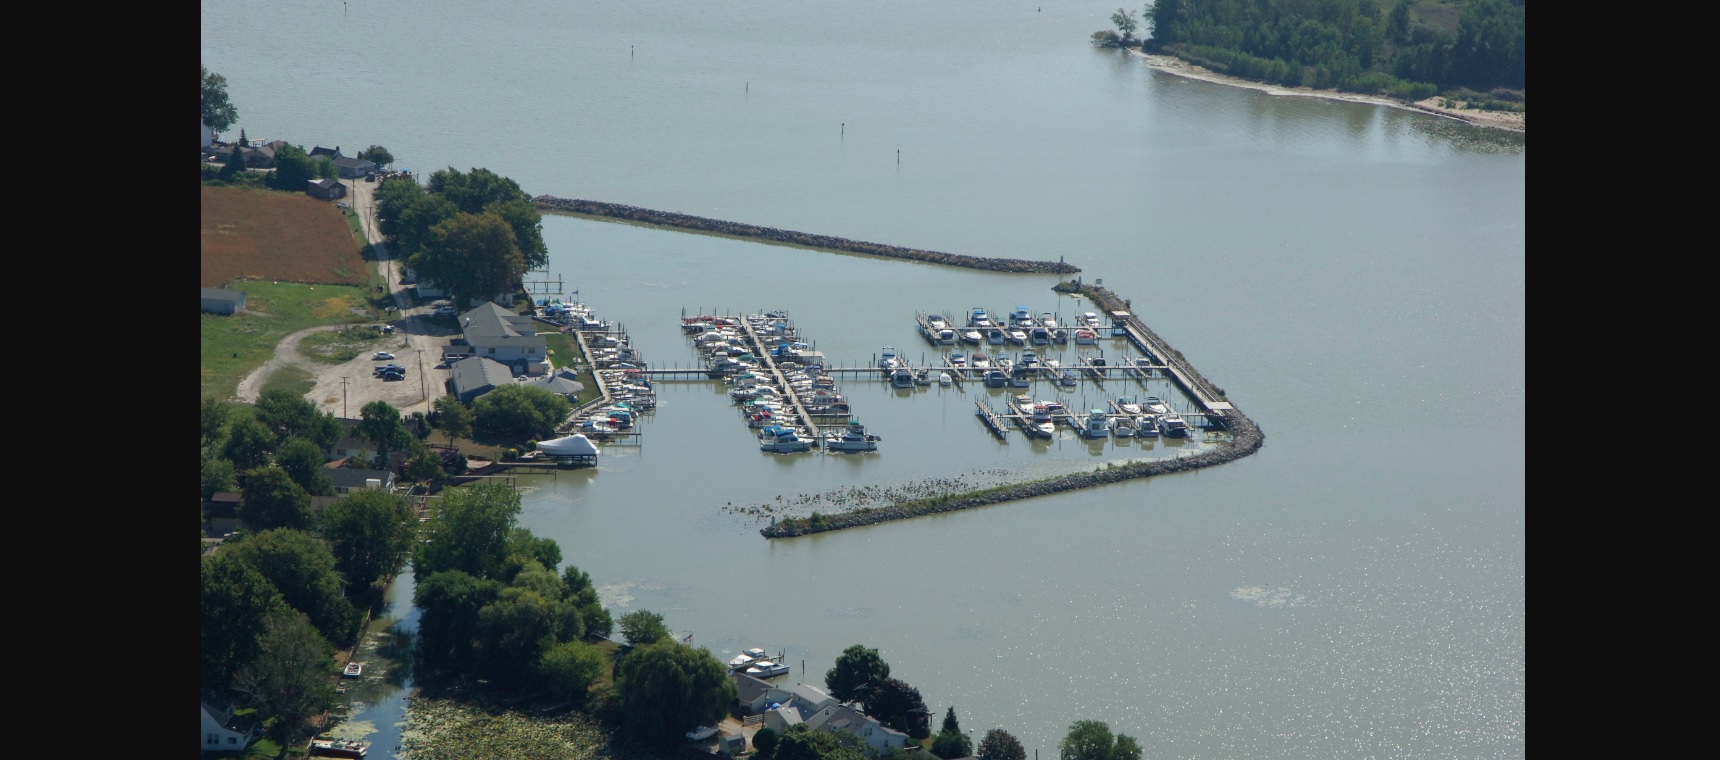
[973,399,1009,440]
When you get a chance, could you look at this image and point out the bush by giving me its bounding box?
[525,439,538,451]
[504,448,520,461]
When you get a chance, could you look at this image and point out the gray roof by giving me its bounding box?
[733,673,775,705]
[332,156,376,170]
[460,303,547,352]
[524,371,584,396]
[310,145,342,158]
[328,468,393,490]
[452,356,514,394]
[201,287,245,304]
[309,178,342,189]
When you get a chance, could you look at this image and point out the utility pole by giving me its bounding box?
[341,377,350,418]
[417,349,426,400]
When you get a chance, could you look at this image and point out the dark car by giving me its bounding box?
[379,368,406,381]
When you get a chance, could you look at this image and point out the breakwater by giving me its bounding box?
[531,196,1081,274]
[761,280,1265,538]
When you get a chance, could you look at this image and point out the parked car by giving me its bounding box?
[373,351,395,360]
[380,370,406,381]
[434,306,458,317]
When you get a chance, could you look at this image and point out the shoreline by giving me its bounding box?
[1131,51,1525,133]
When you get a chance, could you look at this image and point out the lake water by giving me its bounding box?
[203,1,1525,758]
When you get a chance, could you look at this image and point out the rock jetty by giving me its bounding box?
[531,196,1080,274]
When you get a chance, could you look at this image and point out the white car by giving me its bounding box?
[372,351,396,360]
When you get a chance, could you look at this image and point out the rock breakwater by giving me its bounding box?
[531,196,1080,274]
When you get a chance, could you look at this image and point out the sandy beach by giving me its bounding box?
[1132,51,1525,133]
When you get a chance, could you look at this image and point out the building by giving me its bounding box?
[307,177,347,200]
[450,356,514,404]
[201,120,213,149]
[310,145,343,159]
[241,139,290,168]
[803,704,911,756]
[327,467,395,495]
[333,156,378,179]
[201,693,260,753]
[201,287,247,315]
[458,302,549,375]
[205,492,243,536]
[523,366,585,399]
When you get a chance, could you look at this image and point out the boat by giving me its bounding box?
[342,662,363,678]
[890,367,916,388]
[960,329,983,345]
[1012,306,1033,326]
[987,328,1005,345]
[1114,416,1137,438]
[968,307,991,327]
[1073,328,1097,345]
[1035,399,1068,415]
[914,368,932,386]
[1143,396,1170,414]
[949,352,966,367]
[686,726,720,742]
[984,370,1009,388]
[879,346,900,369]
[824,419,881,452]
[938,372,952,386]
[1021,348,1039,366]
[927,314,948,330]
[727,649,763,669]
[1080,410,1113,439]
[1057,369,1078,387]
[310,738,370,758]
[1010,365,1032,388]
[1007,329,1028,345]
[580,418,620,437]
[1136,415,1160,437]
[536,434,600,462]
[1116,396,1143,415]
[1081,311,1103,328]
[1030,327,1050,345]
[1041,312,1058,329]
[1157,413,1191,438]
[745,660,792,678]
[1027,407,1056,439]
[970,352,990,368]
[1051,328,1068,344]
[937,328,957,345]
[759,426,813,453]
[996,356,1013,372]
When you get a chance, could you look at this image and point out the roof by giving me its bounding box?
[327,468,393,490]
[201,287,245,303]
[452,356,514,393]
[768,705,805,727]
[308,178,342,189]
[332,156,376,170]
[460,303,548,351]
[788,683,834,706]
[733,672,775,704]
[309,145,342,157]
[524,372,584,396]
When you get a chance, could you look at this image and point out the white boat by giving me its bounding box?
[1021,349,1039,366]
[937,328,957,345]
[1007,329,1028,344]
[1012,306,1033,326]
[1057,370,1078,387]
[1113,416,1137,438]
[971,352,990,368]
[745,660,791,678]
[537,434,601,460]
[1116,396,1143,415]
[1081,311,1102,328]
[949,352,966,367]
[686,726,720,742]
[938,372,952,386]
[960,329,983,344]
[1143,396,1170,414]
[1080,410,1113,438]
[996,356,1013,372]
[1010,366,1032,388]
[879,346,900,369]
[824,419,881,452]
[927,314,948,330]
[1027,407,1056,439]
[1136,415,1160,437]
[1041,312,1058,329]
[759,426,813,453]
[968,307,990,327]
[1157,413,1191,438]
[342,662,363,678]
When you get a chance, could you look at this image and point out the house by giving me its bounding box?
[241,139,290,168]
[201,120,213,149]
[327,420,377,463]
[763,705,805,733]
[804,704,910,756]
[205,492,243,537]
[201,287,246,315]
[523,366,585,398]
[783,683,838,715]
[459,302,549,375]
[450,356,514,404]
[327,468,395,495]
[733,672,781,715]
[310,145,343,159]
[201,692,260,753]
[307,178,347,200]
[333,156,378,179]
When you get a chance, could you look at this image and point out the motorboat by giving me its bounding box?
[759,426,813,453]
[1114,416,1137,438]
[890,367,916,388]
[686,726,720,742]
[1116,396,1143,415]
[1157,413,1191,438]
[971,352,990,368]
[824,419,881,452]
[987,328,1006,345]
[928,314,948,330]
[310,738,369,758]
[949,352,966,367]
[1143,396,1171,414]
[1081,311,1103,328]
[937,328,958,345]
[342,662,363,678]
[1073,328,1097,345]
[879,346,900,369]
[984,370,1009,387]
[1021,349,1039,366]
[1057,370,1078,387]
[1080,410,1113,439]
[914,368,932,386]
[728,650,764,670]
[537,434,600,461]
[996,356,1013,372]
[745,660,792,678]
[1041,312,1058,329]
[1007,329,1028,345]
[1010,366,1032,388]
[1012,306,1033,326]
[960,329,983,345]
[1035,399,1068,415]
[1027,407,1056,439]
[1052,328,1068,344]
[969,307,991,327]
[1030,327,1050,345]
[1136,415,1160,438]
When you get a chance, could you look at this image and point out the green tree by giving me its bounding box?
[503,527,564,581]
[231,608,336,743]
[318,488,416,590]
[358,145,395,167]
[615,640,736,747]
[315,155,339,180]
[539,639,607,704]
[202,452,237,500]
[1059,721,1141,760]
[1111,8,1139,43]
[619,609,671,646]
[825,644,891,703]
[223,417,276,471]
[271,144,317,191]
[221,144,246,181]
[414,569,504,667]
[861,677,931,739]
[256,389,342,449]
[941,705,962,735]
[433,394,474,446]
[932,707,972,760]
[414,481,522,581]
[775,725,870,760]
[276,437,334,496]
[202,65,240,133]
[358,400,412,469]
[224,528,361,646]
[484,196,551,271]
[563,564,613,640]
[477,586,560,681]
[473,384,571,439]
[404,441,444,483]
[202,552,286,691]
[754,727,782,760]
[428,167,530,214]
[413,212,525,309]
[238,467,313,532]
[977,729,1027,760]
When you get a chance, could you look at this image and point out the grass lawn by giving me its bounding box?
[300,325,394,365]
[201,280,379,400]
[259,365,315,398]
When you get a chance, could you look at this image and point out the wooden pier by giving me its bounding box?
[736,315,825,441]
[974,399,1009,440]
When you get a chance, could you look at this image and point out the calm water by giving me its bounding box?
[204,2,1525,758]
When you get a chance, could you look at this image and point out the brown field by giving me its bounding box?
[201,185,369,288]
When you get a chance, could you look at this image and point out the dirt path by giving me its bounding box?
[235,324,348,403]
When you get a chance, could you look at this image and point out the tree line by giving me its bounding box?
[374,167,548,309]
[1098,0,1525,101]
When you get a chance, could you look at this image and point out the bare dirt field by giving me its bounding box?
[201,185,372,287]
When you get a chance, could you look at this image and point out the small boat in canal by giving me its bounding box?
[1143,396,1170,414]
[961,329,983,344]
[342,662,363,678]
[745,660,792,678]
[310,738,369,758]
[880,346,900,369]
[729,647,769,670]
[1074,328,1097,345]
[984,370,1009,387]
[1079,410,1113,439]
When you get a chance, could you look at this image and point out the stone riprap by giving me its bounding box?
[531,196,1081,274]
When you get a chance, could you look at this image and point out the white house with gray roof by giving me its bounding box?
[459,302,549,375]
[804,704,910,756]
